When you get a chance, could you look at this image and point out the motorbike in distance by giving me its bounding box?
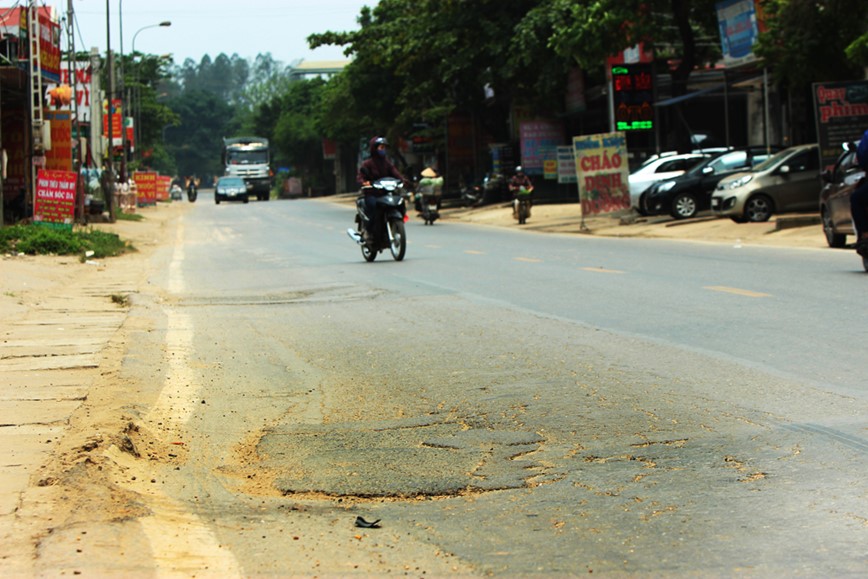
[416,170,443,225]
[514,186,534,224]
[346,177,409,262]
[186,179,198,203]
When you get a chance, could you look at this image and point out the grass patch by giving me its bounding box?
[0,224,135,259]
[117,210,144,222]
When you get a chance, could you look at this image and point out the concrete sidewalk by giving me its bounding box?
[0,203,186,573]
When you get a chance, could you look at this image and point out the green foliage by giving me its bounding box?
[756,0,868,89]
[0,225,133,259]
[165,89,235,180]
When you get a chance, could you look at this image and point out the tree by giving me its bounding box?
[309,0,561,155]
[165,89,234,181]
[755,0,868,89]
[122,53,179,175]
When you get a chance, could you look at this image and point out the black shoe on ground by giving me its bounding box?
[856,239,868,257]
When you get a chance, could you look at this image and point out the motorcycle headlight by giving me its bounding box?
[727,175,753,189]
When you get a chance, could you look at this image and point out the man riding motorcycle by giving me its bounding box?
[357,136,407,237]
[509,165,534,219]
[850,129,868,257]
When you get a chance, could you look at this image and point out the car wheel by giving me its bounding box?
[670,193,697,219]
[215,196,221,205]
[745,194,773,222]
[822,207,846,248]
[636,194,648,216]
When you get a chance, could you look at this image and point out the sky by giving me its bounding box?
[55,0,375,66]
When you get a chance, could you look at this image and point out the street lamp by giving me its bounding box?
[130,21,171,165]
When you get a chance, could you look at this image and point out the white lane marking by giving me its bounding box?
[514,257,543,263]
[136,217,242,576]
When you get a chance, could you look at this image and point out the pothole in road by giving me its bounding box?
[170,284,384,308]
[250,417,547,499]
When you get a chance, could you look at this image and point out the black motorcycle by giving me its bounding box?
[187,182,198,203]
[346,177,408,262]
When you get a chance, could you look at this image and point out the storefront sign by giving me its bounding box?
[133,171,157,206]
[34,169,77,229]
[813,80,868,171]
[572,132,630,216]
[611,64,654,131]
[519,119,564,176]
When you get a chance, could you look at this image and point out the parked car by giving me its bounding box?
[711,143,820,223]
[819,142,865,248]
[643,146,782,219]
[629,153,710,215]
[215,176,250,204]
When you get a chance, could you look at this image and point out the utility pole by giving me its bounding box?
[104,0,115,221]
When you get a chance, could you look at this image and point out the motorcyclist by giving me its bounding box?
[357,136,407,236]
[509,165,534,219]
[850,129,868,256]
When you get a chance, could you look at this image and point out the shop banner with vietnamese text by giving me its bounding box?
[157,175,172,201]
[573,132,630,216]
[34,169,77,229]
[812,80,868,171]
[133,171,157,206]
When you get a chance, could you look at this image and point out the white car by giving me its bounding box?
[629,153,709,214]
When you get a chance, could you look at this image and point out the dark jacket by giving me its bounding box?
[357,137,405,186]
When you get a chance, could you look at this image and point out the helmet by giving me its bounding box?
[374,137,389,147]
[515,166,523,173]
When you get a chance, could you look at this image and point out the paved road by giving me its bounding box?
[4,195,867,575]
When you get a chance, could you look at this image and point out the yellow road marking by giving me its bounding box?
[581,266,625,274]
[704,285,771,298]
[515,257,543,263]
[465,250,485,255]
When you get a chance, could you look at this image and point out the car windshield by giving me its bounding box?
[750,148,794,173]
[684,155,720,176]
[227,150,268,165]
[219,178,245,187]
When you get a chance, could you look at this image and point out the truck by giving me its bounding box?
[222,137,272,201]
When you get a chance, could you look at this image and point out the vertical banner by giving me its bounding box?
[542,147,558,180]
[133,171,157,206]
[573,132,630,216]
[102,99,123,146]
[519,119,565,176]
[34,169,77,229]
[157,175,172,201]
[715,0,762,68]
[556,146,577,184]
[44,110,72,171]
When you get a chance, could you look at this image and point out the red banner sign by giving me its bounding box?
[34,169,77,228]
[133,171,157,206]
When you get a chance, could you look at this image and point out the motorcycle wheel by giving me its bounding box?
[361,241,377,262]
[388,219,406,261]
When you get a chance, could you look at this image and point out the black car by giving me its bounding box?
[819,142,865,248]
[643,146,781,219]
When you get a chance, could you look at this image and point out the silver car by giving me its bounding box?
[711,143,820,222]
[215,176,250,204]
